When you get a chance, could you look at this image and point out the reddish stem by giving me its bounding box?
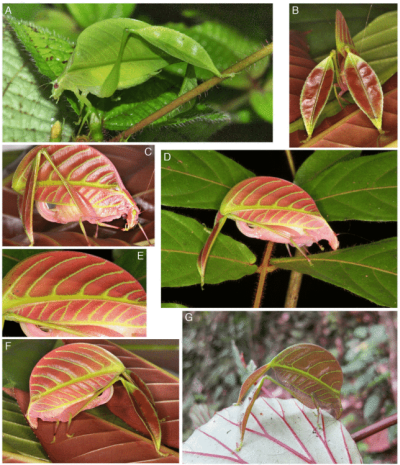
[351,413,397,442]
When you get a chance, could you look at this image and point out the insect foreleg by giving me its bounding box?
[78,218,90,245]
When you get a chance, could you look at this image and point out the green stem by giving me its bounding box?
[111,43,273,142]
[285,150,296,180]
[253,241,275,308]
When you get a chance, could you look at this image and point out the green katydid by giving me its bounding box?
[51,18,223,118]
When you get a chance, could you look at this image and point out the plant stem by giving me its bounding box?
[285,150,296,180]
[111,43,273,142]
[351,413,397,442]
[253,241,275,308]
[284,250,304,308]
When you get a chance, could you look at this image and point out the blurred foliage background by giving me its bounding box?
[183,311,397,463]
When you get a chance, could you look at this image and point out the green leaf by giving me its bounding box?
[291,5,396,61]
[3,20,74,142]
[3,396,50,462]
[161,303,188,308]
[32,9,80,42]
[6,16,74,80]
[66,4,136,29]
[249,89,273,123]
[134,104,231,142]
[161,210,257,287]
[273,237,397,307]
[294,150,362,185]
[363,393,381,421]
[3,340,58,391]
[3,250,42,278]
[161,150,254,209]
[300,152,397,221]
[166,21,269,89]
[353,11,398,84]
[114,250,147,290]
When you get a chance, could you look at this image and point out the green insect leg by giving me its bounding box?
[289,238,312,265]
[100,28,133,98]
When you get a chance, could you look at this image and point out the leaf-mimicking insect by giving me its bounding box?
[300,10,384,141]
[51,18,222,111]
[26,343,165,454]
[11,145,145,246]
[197,176,339,287]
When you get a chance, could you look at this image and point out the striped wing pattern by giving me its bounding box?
[3,252,146,337]
[27,343,125,428]
[220,177,338,248]
[13,145,139,226]
[271,343,343,418]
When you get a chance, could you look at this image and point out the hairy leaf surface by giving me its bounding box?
[3,251,147,337]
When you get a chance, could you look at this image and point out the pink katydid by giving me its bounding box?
[26,343,166,455]
[197,176,338,287]
[11,145,148,246]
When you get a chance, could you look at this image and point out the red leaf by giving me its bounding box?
[290,31,317,123]
[291,80,397,147]
[15,389,178,463]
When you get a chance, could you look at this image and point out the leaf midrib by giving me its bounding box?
[272,362,341,395]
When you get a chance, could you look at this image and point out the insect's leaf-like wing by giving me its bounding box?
[133,26,222,78]
[269,343,343,419]
[219,177,338,250]
[3,251,146,337]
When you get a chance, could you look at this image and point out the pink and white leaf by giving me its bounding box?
[183,397,362,464]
